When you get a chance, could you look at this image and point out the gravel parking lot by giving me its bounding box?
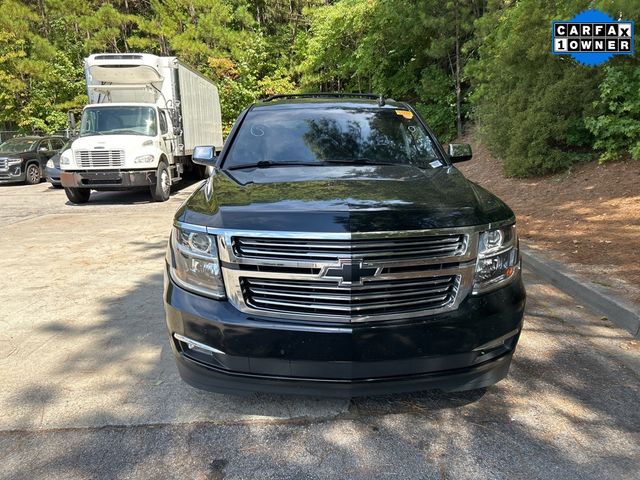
[1,182,639,479]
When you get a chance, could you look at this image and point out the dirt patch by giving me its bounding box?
[457,133,640,304]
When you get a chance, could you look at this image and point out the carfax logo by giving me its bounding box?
[552,9,634,66]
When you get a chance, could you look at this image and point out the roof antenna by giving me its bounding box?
[378,94,386,107]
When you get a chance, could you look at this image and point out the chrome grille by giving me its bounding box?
[242,276,458,317]
[76,150,125,168]
[234,235,467,262]
[212,227,483,323]
[0,158,8,170]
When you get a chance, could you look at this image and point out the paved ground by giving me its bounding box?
[0,182,639,479]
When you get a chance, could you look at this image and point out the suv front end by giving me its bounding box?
[163,95,525,396]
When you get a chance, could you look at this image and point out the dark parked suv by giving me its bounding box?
[164,94,525,397]
[0,136,67,184]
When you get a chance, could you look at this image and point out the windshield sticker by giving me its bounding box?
[430,160,442,168]
[395,110,414,120]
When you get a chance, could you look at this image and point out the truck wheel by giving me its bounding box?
[64,187,91,204]
[25,164,42,185]
[150,161,171,202]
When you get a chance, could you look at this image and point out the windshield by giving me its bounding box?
[223,107,441,169]
[0,138,37,154]
[80,106,157,137]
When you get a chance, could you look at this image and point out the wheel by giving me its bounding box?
[64,187,91,204]
[150,161,171,202]
[25,163,42,185]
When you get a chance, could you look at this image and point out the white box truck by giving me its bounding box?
[60,53,223,203]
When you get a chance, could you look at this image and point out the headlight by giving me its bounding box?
[473,224,520,294]
[7,157,22,165]
[134,154,155,163]
[60,152,72,166]
[168,226,225,299]
[46,159,54,168]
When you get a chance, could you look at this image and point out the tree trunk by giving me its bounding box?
[454,0,463,137]
[37,0,50,39]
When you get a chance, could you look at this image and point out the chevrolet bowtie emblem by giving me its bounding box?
[320,259,380,286]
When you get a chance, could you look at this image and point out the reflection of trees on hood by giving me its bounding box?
[181,167,475,213]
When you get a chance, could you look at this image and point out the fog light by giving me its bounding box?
[174,333,225,355]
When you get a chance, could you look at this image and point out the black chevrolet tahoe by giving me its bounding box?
[164,94,525,397]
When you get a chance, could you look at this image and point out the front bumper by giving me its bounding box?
[45,166,61,184]
[60,169,157,189]
[0,165,25,184]
[164,270,526,397]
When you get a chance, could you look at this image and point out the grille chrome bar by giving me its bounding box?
[234,235,467,262]
[243,275,457,312]
[244,277,453,291]
[240,274,459,319]
[75,149,125,168]
[249,293,451,313]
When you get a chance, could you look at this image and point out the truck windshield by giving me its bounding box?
[0,138,38,153]
[223,107,442,169]
[80,106,157,137]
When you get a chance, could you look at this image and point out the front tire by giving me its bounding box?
[150,161,171,202]
[64,187,91,204]
[25,164,42,185]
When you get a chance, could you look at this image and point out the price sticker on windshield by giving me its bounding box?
[395,110,414,120]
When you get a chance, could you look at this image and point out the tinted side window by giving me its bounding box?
[38,140,52,152]
[50,138,64,150]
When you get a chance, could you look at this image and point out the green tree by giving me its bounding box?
[586,64,640,162]
[469,0,639,176]
[0,0,84,132]
[300,0,485,142]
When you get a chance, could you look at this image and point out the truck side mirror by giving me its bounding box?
[192,146,217,166]
[448,143,472,163]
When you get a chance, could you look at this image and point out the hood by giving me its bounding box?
[177,165,514,233]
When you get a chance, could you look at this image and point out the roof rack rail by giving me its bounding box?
[262,93,387,106]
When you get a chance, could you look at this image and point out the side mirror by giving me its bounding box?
[192,145,217,167]
[448,143,472,163]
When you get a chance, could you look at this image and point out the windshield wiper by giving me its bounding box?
[227,160,319,170]
[227,158,404,170]
[80,131,105,136]
[323,158,400,166]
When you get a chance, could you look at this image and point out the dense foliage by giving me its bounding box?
[0,0,638,175]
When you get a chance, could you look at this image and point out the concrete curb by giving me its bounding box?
[521,245,640,338]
